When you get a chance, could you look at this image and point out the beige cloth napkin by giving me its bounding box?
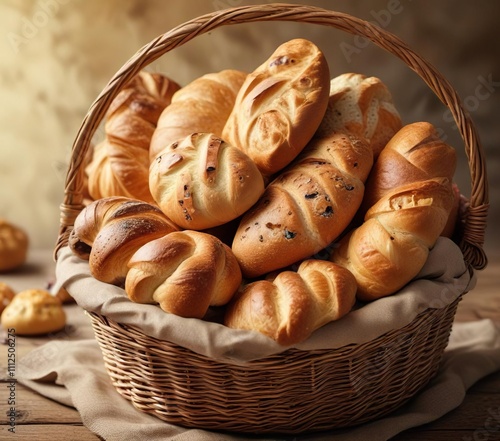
[17,315,500,441]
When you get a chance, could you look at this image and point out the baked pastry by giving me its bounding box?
[360,121,458,236]
[315,73,402,158]
[125,230,242,319]
[232,131,373,278]
[0,289,66,335]
[0,218,28,272]
[68,196,179,285]
[150,69,247,161]
[224,259,357,345]
[86,71,180,203]
[149,132,265,230]
[0,282,15,314]
[222,38,330,176]
[331,177,455,301]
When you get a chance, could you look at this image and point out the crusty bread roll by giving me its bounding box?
[68,196,178,285]
[232,131,373,278]
[224,259,356,346]
[362,122,457,209]
[150,69,247,161]
[86,71,180,203]
[125,230,242,319]
[1,289,66,335]
[360,121,458,236]
[0,218,28,272]
[331,177,455,302]
[0,282,15,314]
[315,73,402,158]
[149,132,265,230]
[222,38,330,176]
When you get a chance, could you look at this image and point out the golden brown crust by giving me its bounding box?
[232,131,372,279]
[0,219,28,272]
[150,69,247,161]
[86,71,180,203]
[224,259,356,345]
[0,282,15,314]
[362,121,457,212]
[316,73,402,158]
[125,230,242,319]
[0,289,66,335]
[222,39,330,176]
[68,196,179,285]
[150,132,265,230]
[331,178,455,301]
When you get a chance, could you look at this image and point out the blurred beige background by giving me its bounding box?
[1,0,498,260]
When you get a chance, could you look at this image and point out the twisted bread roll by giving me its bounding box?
[224,259,356,346]
[68,196,178,285]
[222,38,330,176]
[86,71,180,203]
[125,230,242,319]
[150,69,247,161]
[315,73,402,158]
[331,178,455,302]
[150,132,265,230]
[362,122,456,209]
[232,131,373,278]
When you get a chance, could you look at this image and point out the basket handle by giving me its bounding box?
[56,3,489,270]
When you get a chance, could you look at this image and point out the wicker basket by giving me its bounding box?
[55,4,489,435]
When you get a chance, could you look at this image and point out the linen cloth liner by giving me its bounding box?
[50,237,473,362]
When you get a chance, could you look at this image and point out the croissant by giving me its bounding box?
[149,132,265,230]
[125,230,242,319]
[315,73,402,159]
[224,259,357,346]
[86,71,180,203]
[150,69,247,161]
[331,177,455,301]
[232,131,373,278]
[222,38,330,176]
[68,196,178,285]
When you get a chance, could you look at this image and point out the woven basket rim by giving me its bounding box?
[55,3,488,270]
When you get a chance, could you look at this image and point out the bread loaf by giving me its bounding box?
[68,196,178,285]
[0,218,28,272]
[224,259,356,345]
[0,282,15,314]
[331,178,455,301]
[362,122,457,210]
[86,71,180,203]
[315,73,402,158]
[125,230,242,319]
[149,132,265,230]
[150,69,247,161]
[222,38,330,176]
[232,131,373,278]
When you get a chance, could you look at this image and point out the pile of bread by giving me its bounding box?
[68,38,459,346]
[0,219,69,335]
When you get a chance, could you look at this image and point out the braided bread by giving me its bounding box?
[68,197,178,285]
[331,177,455,301]
[125,230,242,319]
[86,71,180,203]
[224,259,356,345]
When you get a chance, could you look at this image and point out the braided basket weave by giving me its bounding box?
[55,4,489,435]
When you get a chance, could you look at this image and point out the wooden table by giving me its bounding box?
[0,249,499,440]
